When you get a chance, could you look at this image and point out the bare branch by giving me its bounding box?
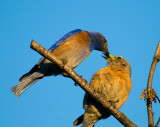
[146,42,160,127]
[30,40,137,127]
[147,42,160,90]
[155,117,160,127]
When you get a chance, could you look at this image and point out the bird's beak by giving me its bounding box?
[109,54,115,60]
[102,53,115,60]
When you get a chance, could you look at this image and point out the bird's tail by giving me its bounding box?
[11,72,44,97]
[73,114,84,126]
[81,113,98,127]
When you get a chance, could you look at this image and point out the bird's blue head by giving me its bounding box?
[87,31,108,55]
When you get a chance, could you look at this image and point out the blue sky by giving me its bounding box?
[1,0,160,127]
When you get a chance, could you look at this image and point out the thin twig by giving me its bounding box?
[147,42,160,127]
[155,117,160,127]
[30,40,138,127]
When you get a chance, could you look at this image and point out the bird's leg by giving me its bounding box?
[61,59,70,78]
[62,73,87,86]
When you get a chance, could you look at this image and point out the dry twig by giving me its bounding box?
[155,117,160,127]
[140,42,160,127]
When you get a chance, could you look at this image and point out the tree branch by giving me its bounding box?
[146,42,160,127]
[30,40,137,127]
[155,117,160,127]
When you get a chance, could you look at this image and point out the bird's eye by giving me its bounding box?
[117,57,121,60]
[122,64,126,67]
[102,38,107,43]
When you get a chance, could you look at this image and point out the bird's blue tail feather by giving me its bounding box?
[11,72,44,97]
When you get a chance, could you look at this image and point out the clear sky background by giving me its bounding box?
[1,1,160,127]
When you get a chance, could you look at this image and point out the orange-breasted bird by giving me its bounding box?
[11,29,109,97]
[73,55,132,127]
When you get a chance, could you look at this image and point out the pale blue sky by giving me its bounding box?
[1,0,160,127]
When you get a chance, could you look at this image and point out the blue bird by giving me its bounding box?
[11,29,109,97]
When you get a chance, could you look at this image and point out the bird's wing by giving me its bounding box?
[89,67,123,102]
[19,29,82,81]
[91,66,132,109]
[48,29,82,52]
[19,57,45,81]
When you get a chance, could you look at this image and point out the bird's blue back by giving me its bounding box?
[49,29,82,52]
